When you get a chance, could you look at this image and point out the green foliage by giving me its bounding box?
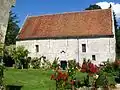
[102,60,114,73]
[9,46,29,69]
[85,4,101,10]
[116,27,120,58]
[95,72,109,88]
[76,62,81,69]
[22,57,31,69]
[5,9,20,45]
[41,57,51,70]
[68,59,76,69]
[30,56,51,69]
[98,60,118,85]
[0,65,4,86]
[68,68,76,80]
[113,10,120,58]
[68,60,77,80]
[83,74,90,87]
[31,57,41,69]
[0,44,4,88]
[3,45,15,67]
[51,57,59,70]
[0,44,4,57]
[101,60,120,76]
[51,71,68,90]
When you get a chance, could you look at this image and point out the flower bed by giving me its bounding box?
[50,59,119,90]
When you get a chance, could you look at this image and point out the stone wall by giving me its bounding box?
[16,37,116,65]
[0,0,16,43]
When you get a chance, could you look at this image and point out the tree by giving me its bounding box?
[112,9,120,58]
[85,4,101,10]
[5,9,20,46]
[116,26,120,58]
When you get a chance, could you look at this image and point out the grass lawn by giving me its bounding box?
[3,68,116,90]
[4,68,56,90]
[4,68,87,90]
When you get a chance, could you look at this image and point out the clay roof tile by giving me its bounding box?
[17,9,113,40]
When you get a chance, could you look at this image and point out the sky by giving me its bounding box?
[12,0,120,28]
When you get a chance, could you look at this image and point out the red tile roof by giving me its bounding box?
[17,9,113,40]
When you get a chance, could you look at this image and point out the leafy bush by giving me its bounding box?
[67,60,77,79]
[101,60,114,73]
[113,60,120,71]
[94,72,109,88]
[68,59,76,69]
[31,57,41,69]
[0,44,4,57]
[30,56,51,69]
[23,57,31,69]
[100,60,120,77]
[8,46,29,69]
[51,70,68,90]
[115,70,120,83]
[81,59,99,74]
[76,62,81,70]
[51,57,59,70]
[0,65,5,90]
[51,66,89,89]
[41,56,51,70]
[68,66,76,80]
[81,59,87,72]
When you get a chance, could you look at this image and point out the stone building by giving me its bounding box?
[0,0,16,43]
[16,8,116,65]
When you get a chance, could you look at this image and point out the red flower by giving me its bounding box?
[115,60,120,66]
[62,73,68,81]
[81,63,87,70]
[81,69,86,72]
[70,80,75,85]
[51,74,55,80]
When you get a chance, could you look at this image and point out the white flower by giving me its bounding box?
[93,74,99,79]
[96,75,99,79]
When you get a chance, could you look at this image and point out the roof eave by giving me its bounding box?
[16,34,114,41]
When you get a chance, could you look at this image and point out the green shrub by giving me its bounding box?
[76,62,81,69]
[30,56,51,69]
[41,56,51,70]
[8,46,29,69]
[101,60,114,73]
[31,57,41,69]
[100,60,120,77]
[51,57,59,70]
[68,59,76,69]
[0,65,5,90]
[95,72,108,88]
[22,57,31,69]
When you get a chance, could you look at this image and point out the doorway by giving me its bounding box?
[60,61,67,70]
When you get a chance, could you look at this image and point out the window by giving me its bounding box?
[35,45,39,52]
[82,44,86,52]
[92,55,96,60]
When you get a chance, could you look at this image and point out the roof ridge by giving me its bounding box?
[27,8,111,18]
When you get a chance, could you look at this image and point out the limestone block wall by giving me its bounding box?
[16,37,116,65]
[0,0,16,43]
[79,38,116,65]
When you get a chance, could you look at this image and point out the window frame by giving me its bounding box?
[82,44,86,52]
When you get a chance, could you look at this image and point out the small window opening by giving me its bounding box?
[35,45,39,52]
[92,55,96,60]
[82,44,86,52]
